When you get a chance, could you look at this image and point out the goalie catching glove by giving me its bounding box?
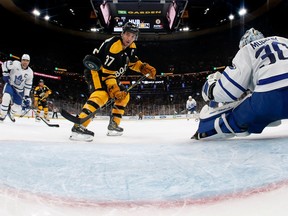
[108,84,127,101]
[202,71,222,102]
[140,63,156,79]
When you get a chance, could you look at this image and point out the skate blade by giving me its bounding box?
[69,132,93,142]
[8,115,15,122]
[191,132,200,140]
[107,130,123,136]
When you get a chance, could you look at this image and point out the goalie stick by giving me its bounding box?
[61,74,150,124]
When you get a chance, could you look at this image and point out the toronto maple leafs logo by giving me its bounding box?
[14,75,23,86]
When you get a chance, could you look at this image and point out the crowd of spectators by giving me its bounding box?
[1,1,288,116]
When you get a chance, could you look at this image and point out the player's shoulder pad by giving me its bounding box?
[129,42,137,49]
[12,60,21,68]
[110,39,123,54]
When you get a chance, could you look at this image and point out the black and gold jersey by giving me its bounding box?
[97,36,143,81]
[33,85,52,101]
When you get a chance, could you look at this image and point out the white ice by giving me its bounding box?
[1,116,288,216]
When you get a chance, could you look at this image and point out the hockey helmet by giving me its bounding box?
[239,28,264,49]
[122,22,139,39]
[188,96,192,99]
[39,79,44,83]
[21,54,30,61]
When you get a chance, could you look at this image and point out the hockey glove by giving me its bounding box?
[202,71,222,102]
[39,92,49,101]
[140,63,156,79]
[108,84,127,101]
[2,74,10,83]
[114,91,128,101]
[22,96,32,109]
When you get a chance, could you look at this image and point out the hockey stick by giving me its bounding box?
[19,107,32,117]
[19,107,59,127]
[33,109,60,127]
[38,115,60,127]
[61,74,149,124]
[9,84,59,127]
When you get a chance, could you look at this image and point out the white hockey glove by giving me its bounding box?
[202,71,222,102]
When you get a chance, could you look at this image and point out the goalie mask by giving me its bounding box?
[239,28,264,49]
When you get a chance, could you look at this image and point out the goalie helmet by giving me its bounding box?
[239,28,264,49]
[122,22,139,39]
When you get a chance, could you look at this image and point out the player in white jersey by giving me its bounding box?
[0,54,33,122]
[192,28,288,140]
[186,96,197,120]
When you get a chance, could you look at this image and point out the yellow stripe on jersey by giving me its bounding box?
[91,70,102,89]
[129,42,136,49]
[101,67,117,81]
[109,40,123,54]
[102,67,116,75]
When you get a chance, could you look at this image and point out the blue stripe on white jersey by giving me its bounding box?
[258,72,288,85]
[218,79,238,101]
[222,72,246,92]
[215,71,247,101]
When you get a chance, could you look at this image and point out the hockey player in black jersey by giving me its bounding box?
[70,22,156,141]
[33,79,52,122]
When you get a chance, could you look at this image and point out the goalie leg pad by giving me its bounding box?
[197,111,250,140]
[199,101,241,120]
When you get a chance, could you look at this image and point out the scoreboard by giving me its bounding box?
[91,0,188,34]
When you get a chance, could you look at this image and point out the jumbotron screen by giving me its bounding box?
[91,0,188,34]
[110,3,168,33]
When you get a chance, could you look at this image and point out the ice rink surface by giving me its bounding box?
[1,116,288,216]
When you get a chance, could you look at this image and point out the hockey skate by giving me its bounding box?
[0,114,5,122]
[35,116,41,122]
[191,131,216,140]
[44,116,50,122]
[191,131,200,140]
[7,111,15,122]
[107,119,123,136]
[70,124,94,142]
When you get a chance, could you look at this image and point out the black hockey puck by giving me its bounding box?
[83,54,102,71]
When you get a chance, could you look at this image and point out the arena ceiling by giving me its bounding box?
[0,0,283,41]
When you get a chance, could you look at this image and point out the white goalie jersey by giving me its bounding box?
[1,60,33,96]
[213,36,288,102]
